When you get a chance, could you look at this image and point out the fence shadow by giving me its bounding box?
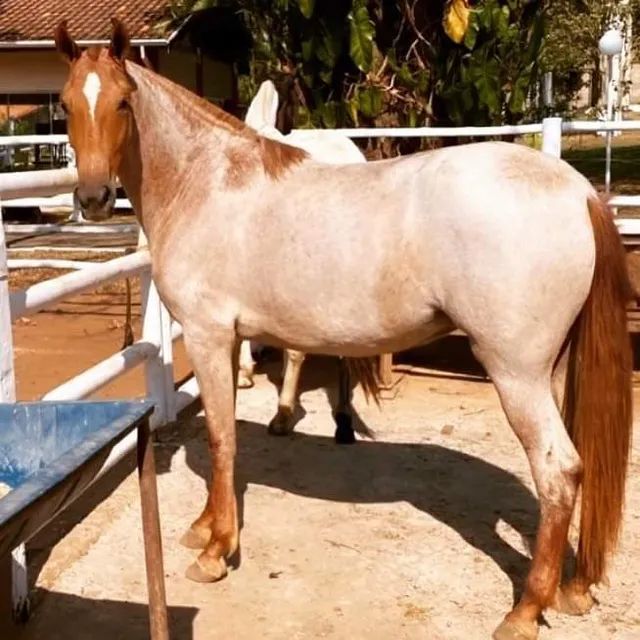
[10,590,197,640]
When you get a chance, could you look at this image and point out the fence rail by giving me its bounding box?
[9,250,150,320]
[4,222,136,235]
[43,339,159,401]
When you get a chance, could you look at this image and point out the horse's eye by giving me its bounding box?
[118,99,129,112]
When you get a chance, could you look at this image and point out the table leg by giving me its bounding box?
[0,552,15,636]
[137,418,169,640]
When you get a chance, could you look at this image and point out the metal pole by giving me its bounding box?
[605,56,614,193]
[136,418,169,640]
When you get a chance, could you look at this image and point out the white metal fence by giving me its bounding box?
[0,114,639,616]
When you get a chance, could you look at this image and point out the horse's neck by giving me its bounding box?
[117,63,259,245]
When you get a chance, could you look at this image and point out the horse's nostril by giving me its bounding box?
[74,186,89,209]
[98,186,111,206]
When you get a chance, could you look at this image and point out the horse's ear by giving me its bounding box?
[109,18,130,62]
[54,20,80,64]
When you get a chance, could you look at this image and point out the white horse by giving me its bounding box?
[240,80,374,442]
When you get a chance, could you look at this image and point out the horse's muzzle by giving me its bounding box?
[74,184,116,221]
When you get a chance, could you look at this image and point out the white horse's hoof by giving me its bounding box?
[268,404,305,436]
[268,408,296,435]
[237,370,254,389]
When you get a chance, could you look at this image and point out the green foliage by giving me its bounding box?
[158,0,548,151]
[348,0,375,72]
[433,0,545,125]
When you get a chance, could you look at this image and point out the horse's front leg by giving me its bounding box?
[180,328,239,583]
[268,349,306,435]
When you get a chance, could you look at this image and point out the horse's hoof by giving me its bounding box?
[334,412,356,444]
[180,526,210,550]
[492,618,538,640]
[553,584,595,616]
[237,371,254,389]
[268,410,295,436]
[185,556,228,583]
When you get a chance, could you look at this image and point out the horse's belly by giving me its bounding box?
[236,305,450,357]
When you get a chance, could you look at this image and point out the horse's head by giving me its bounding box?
[55,19,135,220]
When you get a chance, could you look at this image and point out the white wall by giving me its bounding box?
[0,48,234,102]
[0,50,67,94]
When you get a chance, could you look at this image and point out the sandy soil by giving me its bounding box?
[4,339,639,640]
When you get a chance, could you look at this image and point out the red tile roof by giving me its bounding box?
[0,0,170,42]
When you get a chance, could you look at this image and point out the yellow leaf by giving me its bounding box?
[443,0,470,45]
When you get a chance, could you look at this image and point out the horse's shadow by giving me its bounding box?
[157,414,561,605]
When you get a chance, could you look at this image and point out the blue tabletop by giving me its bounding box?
[0,400,154,529]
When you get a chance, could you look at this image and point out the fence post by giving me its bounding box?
[0,199,29,622]
[541,117,563,158]
[141,270,168,428]
[138,226,175,427]
[160,302,176,422]
[65,145,84,223]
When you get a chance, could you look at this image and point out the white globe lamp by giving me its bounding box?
[598,29,623,57]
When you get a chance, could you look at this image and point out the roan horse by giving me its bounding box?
[56,21,633,640]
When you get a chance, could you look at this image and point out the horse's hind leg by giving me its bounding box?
[268,349,306,435]
[487,371,582,640]
[331,358,356,444]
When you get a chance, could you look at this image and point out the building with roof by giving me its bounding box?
[0,0,237,139]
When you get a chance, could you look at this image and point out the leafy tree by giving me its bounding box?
[543,0,640,113]
[157,1,546,153]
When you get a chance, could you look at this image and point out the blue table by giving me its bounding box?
[0,400,168,639]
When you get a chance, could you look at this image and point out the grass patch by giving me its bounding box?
[563,143,640,193]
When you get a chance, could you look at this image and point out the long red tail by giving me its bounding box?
[563,195,633,586]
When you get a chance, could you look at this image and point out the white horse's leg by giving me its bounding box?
[180,329,239,583]
[268,349,306,435]
[324,358,356,444]
[237,339,255,389]
[485,369,582,640]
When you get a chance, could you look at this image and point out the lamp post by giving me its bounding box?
[598,28,623,193]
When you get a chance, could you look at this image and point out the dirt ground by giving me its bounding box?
[5,327,640,639]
